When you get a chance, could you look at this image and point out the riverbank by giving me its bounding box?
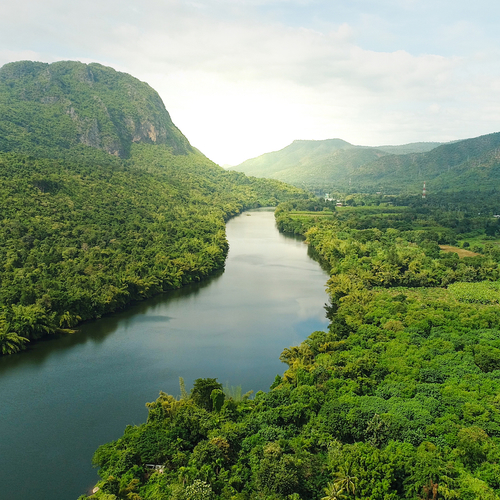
[0,210,330,500]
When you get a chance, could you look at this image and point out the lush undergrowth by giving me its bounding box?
[82,197,500,500]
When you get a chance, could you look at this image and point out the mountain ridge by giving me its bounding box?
[231,134,500,193]
[349,131,500,192]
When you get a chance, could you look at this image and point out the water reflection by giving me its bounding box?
[307,244,331,273]
[0,269,226,374]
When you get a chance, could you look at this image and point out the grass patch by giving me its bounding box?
[439,245,481,258]
[335,205,410,213]
[448,281,500,304]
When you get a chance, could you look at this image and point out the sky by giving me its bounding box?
[1,1,500,166]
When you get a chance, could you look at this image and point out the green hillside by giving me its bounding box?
[232,134,500,195]
[348,131,500,193]
[0,61,308,354]
[376,142,444,155]
[0,60,192,158]
[231,139,382,189]
[232,139,355,177]
[231,139,444,193]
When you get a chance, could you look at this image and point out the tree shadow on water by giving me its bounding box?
[0,268,225,374]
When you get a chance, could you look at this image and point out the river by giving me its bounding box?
[0,208,329,499]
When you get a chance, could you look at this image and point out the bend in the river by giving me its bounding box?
[0,208,329,500]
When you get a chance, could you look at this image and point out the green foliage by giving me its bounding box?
[184,480,213,500]
[252,443,301,496]
[0,61,310,355]
[473,345,500,373]
[0,319,29,354]
[210,390,225,413]
[90,200,500,500]
[0,60,193,158]
[449,281,500,304]
[179,378,189,401]
[191,379,223,412]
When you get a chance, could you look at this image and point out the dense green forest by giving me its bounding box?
[82,195,500,500]
[5,59,500,499]
[230,133,500,195]
[0,61,308,354]
[345,133,500,195]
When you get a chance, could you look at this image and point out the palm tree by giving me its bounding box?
[322,481,347,500]
[0,323,29,355]
[333,465,357,497]
[58,311,81,329]
[10,303,57,339]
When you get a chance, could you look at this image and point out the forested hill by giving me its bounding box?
[230,139,386,188]
[230,139,443,192]
[348,131,500,193]
[0,60,309,354]
[376,141,444,155]
[232,133,500,195]
[232,139,357,178]
[0,60,193,158]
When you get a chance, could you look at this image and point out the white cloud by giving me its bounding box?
[0,0,500,164]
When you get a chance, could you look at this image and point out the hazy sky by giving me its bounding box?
[1,1,500,165]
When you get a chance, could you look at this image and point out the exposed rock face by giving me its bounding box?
[130,120,163,144]
[78,118,101,150]
[0,60,193,157]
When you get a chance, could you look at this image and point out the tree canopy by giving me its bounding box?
[81,197,500,500]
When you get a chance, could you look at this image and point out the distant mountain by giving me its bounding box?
[349,131,500,193]
[0,60,193,158]
[231,139,443,192]
[232,135,500,193]
[376,142,444,155]
[232,139,354,178]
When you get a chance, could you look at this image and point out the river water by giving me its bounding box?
[0,209,329,499]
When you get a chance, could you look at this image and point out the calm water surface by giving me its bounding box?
[0,209,329,499]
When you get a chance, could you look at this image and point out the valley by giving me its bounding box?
[1,59,500,500]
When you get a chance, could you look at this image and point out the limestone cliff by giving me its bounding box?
[0,60,193,157]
